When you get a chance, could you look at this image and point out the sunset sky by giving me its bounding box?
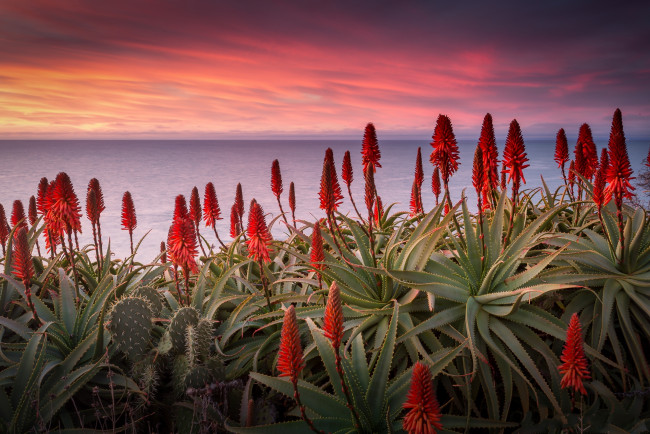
[1,0,649,139]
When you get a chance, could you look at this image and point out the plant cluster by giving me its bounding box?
[1,110,650,433]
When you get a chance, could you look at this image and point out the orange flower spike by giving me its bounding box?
[323,282,344,349]
[246,200,272,264]
[430,114,459,188]
[478,113,499,194]
[36,177,49,216]
[575,124,598,180]
[271,159,283,199]
[48,172,82,233]
[277,305,304,382]
[121,192,137,233]
[203,182,222,228]
[342,150,353,187]
[431,168,441,205]
[604,108,635,207]
[168,218,199,274]
[558,313,590,395]
[364,165,376,213]
[361,122,381,173]
[189,186,202,225]
[409,180,421,217]
[593,148,609,209]
[501,119,529,194]
[13,227,39,321]
[310,220,325,272]
[403,361,443,434]
[319,148,342,213]
[554,128,569,171]
[11,200,28,232]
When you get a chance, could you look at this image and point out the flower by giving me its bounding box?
[415,147,424,189]
[0,204,9,247]
[342,150,353,187]
[189,186,202,225]
[604,108,635,207]
[28,196,37,226]
[230,203,240,238]
[46,172,82,234]
[554,128,569,170]
[11,200,27,232]
[361,122,381,173]
[646,144,650,168]
[235,183,244,220]
[374,195,383,224]
[593,148,609,209]
[12,227,34,283]
[160,241,167,263]
[365,165,376,212]
[86,187,100,224]
[246,200,272,263]
[568,160,576,189]
[409,180,422,217]
[203,182,222,228]
[173,195,189,222]
[310,220,325,273]
[403,361,443,434]
[430,114,459,187]
[36,177,49,215]
[271,159,283,199]
[289,182,296,215]
[558,313,590,395]
[168,217,199,274]
[478,113,499,194]
[574,123,598,180]
[323,282,343,349]
[87,178,105,215]
[431,168,441,205]
[472,145,484,202]
[319,148,343,213]
[501,119,529,193]
[121,191,137,232]
[277,305,303,382]
[410,148,424,216]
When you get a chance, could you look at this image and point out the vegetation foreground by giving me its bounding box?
[1,109,650,433]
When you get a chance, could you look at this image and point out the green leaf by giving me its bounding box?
[366,302,398,416]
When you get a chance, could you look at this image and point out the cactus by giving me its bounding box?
[169,306,199,353]
[133,285,163,316]
[107,296,153,360]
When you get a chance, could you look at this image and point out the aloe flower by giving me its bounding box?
[361,122,381,174]
[160,241,167,264]
[374,196,383,225]
[168,216,199,305]
[269,159,288,225]
[342,150,363,220]
[554,128,569,181]
[0,204,8,255]
[173,194,189,222]
[11,200,27,232]
[36,177,49,215]
[288,181,296,227]
[235,183,245,235]
[246,200,272,264]
[472,145,484,208]
[430,114,459,200]
[319,148,343,214]
[203,182,225,249]
[502,119,529,196]
[568,160,576,196]
[323,281,343,349]
[558,313,590,396]
[121,191,137,255]
[310,220,325,275]
[87,178,105,259]
[403,361,443,434]
[13,227,39,322]
[189,186,207,256]
[47,172,82,235]
[574,123,598,181]
[478,113,499,199]
[28,196,37,226]
[230,203,240,238]
[277,304,303,379]
[409,180,422,217]
[431,168,441,206]
[410,148,424,216]
[593,148,609,211]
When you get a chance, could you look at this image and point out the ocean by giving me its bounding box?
[1,139,648,260]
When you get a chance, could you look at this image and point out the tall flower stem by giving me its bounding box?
[445,188,466,246]
[291,378,324,434]
[96,220,104,263]
[173,264,184,306]
[259,259,272,310]
[183,265,191,306]
[616,198,625,266]
[275,197,288,226]
[211,226,226,249]
[62,230,80,299]
[504,183,518,246]
[91,222,101,275]
[346,184,364,223]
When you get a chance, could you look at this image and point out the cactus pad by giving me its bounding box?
[107,297,153,360]
[169,307,200,353]
[133,285,163,317]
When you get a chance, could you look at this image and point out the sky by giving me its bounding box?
[1,0,649,140]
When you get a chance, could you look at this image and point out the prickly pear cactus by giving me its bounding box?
[169,307,199,353]
[184,365,213,389]
[172,355,190,397]
[107,297,153,360]
[133,285,163,316]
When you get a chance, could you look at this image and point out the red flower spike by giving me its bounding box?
[593,148,609,209]
[415,147,424,189]
[501,119,529,194]
[160,241,167,263]
[168,218,199,274]
[121,192,137,232]
[361,122,382,173]
[431,168,441,205]
[409,180,421,217]
[271,159,283,199]
[235,183,244,219]
[277,305,304,382]
[28,196,37,226]
[0,204,10,248]
[36,177,48,215]
[189,186,202,225]
[374,196,383,224]
[558,313,590,395]
[86,188,99,224]
[310,220,325,272]
[203,182,222,228]
[173,195,189,222]
[11,200,28,232]
[12,227,34,282]
[47,172,82,234]
[478,113,499,193]
[323,282,344,349]
[574,124,598,180]
[288,182,296,214]
[568,161,576,187]
[342,150,353,187]
[604,108,635,207]
[246,200,272,263]
[87,178,105,215]
[230,204,240,238]
[403,361,443,434]
[365,165,376,212]
[472,145,484,201]
[319,148,343,213]
[554,128,569,170]
[430,114,460,187]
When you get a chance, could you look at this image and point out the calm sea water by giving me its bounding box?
[1,139,648,260]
